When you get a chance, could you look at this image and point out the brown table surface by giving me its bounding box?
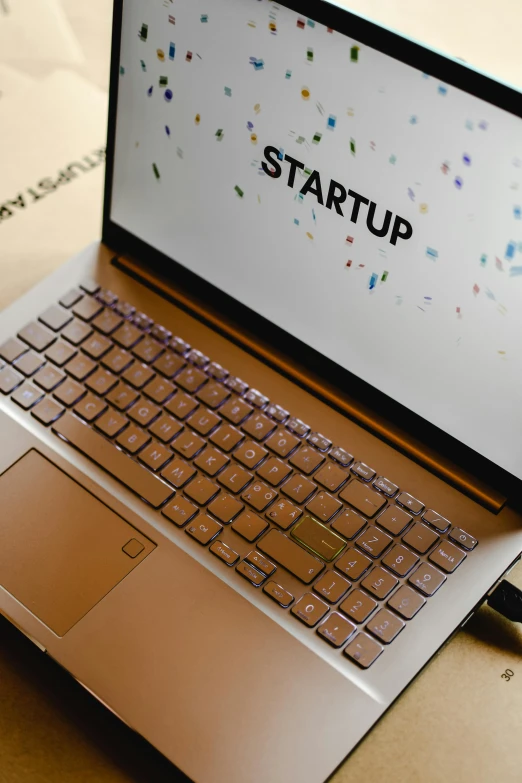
[2,2,522,782]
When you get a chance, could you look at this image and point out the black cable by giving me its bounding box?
[488,580,522,623]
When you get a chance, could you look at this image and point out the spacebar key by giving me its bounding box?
[52,412,174,508]
[258,530,324,584]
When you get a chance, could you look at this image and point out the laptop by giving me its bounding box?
[2,0,522,780]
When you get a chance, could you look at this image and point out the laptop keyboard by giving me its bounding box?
[0,281,478,669]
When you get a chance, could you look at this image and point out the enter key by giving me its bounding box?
[291,515,346,562]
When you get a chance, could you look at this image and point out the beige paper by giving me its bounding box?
[0,69,107,307]
[0,63,34,101]
[0,0,84,67]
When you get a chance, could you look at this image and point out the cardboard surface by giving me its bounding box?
[1,1,522,781]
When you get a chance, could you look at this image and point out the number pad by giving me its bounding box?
[381,544,419,577]
[340,589,377,624]
[361,567,398,600]
[291,594,329,627]
[355,525,392,558]
[366,608,404,644]
[408,562,446,596]
[387,585,426,619]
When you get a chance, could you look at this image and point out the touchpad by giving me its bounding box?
[0,450,155,636]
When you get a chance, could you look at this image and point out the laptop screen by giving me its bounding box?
[110,0,522,482]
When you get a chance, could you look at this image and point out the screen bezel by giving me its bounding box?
[103,0,522,501]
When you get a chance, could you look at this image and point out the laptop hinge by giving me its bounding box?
[113,253,507,514]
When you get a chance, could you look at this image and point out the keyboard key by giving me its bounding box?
[231,510,268,542]
[39,304,73,332]
[94,410,129,438]
[448,527,477,551]
[73,393,107,422]
[422,509,450,533]
[225,375,248,394]
[387,585,426,619]
[266,403,289,423]
[317,612,356,647]
[351,462,376,481]
[122,361,155,389]
[361,566,398,599]
[106,381,139,410]
[291,515,346,562]
[429,541,466,573]
[85,368,119,396]
[171,430,206,459]
[45,340,77,367]
[59,288,82,309]
[245,551,276,576]
[335,548,372,581]
[53,413,174,508]
[186,407,221,436]
[170,335,190,355]
[265,498,302,530]
[207,493,244,523]
[263,581,294,608]
[196,381,230,408]
[242,412,277,441]
[339,481,386,518]
[11,384,44,410]
[175,366,207,393]
[209,424,244,452]
[376,505,412,536]
[163,496,199,526]
[287,418,310,437]
[382,544,419,577]
[220,396,253,424]
[186,514,222,545]
[331,509,367,540]
[344,633,383,668]
[132,336,164,364]
[305,490,342,522]
[133,312,153,331]
[402,522,439,554]
[127,399,161,428]
[61,319,93,346]
[81,333,113,360]
[152,350,186,378]
[256,457,292,486]
[101,346,134,374]
[187,349,209,368]
[241,480,278,511]
[210,540,239,566]
[112,321,143,349]
[244,388,269,408]
[64,354,97,382]
[373,476,399,497]
[161,458,196,488]
[281,474,316,504]
[149,413,183,443]
[367,609,405,644]
[92,309,123,335]
[329,446,353,467]
[79,280,100,295]
[96,289,118,307]
[18,322,56,352]
[258,530,324,583]
[396,492,424,515]
[289,446,325,475]
[72,296,103,321]
[53,378,86,406]
[236,560,265,586]
[115,424,150,454]
[207,361,229,381]
[165,391,199,420]
[194,446,230,476]
[307,432,332,452]
[31,397,65,426]
[219,464,253,493]
[291,594,328,626]
[233,440,267,468]
[340,589,377,623]
[408,562,446,596]
[138,441,172,471]
[185,475,220,505]
[265,428,300,457]
[355,525,392,558]
[114,301,136,319]
[14,351,45,376]
[314,461,349,492]
[313,571,351,603]
[143,376,175,404]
